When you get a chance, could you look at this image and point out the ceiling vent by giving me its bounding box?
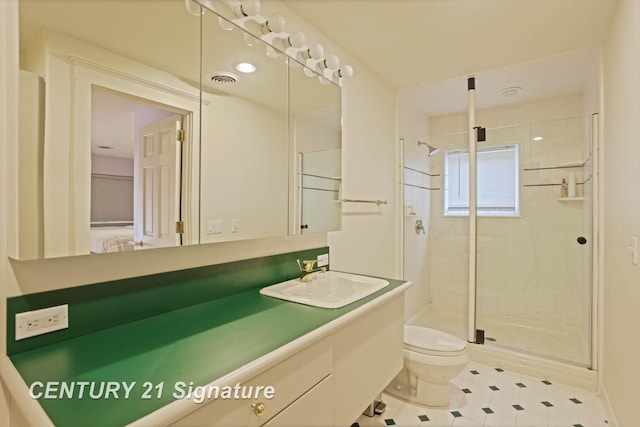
[498,86,522,97]
[208,72,239,85]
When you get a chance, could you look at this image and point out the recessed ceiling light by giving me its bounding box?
[532,136,544,141]
[498,86,522,97]
[235,62,256,73]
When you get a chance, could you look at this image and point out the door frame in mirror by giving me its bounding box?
[30,32,201,259]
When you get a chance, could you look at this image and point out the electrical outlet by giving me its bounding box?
[317,253,329,268]
[15,304,68,340]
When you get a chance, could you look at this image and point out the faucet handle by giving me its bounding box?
[296,259,318,272]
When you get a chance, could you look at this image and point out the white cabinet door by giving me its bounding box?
[332,294,405,426]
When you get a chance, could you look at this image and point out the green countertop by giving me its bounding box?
[10,277,407,427]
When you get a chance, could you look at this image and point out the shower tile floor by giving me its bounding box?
[352,361,608,427]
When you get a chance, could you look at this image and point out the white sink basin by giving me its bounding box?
[259,271,389,309]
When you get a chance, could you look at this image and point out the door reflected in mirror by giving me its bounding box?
[90,87,192,254]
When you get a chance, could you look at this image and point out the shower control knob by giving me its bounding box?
[577,236,587,245]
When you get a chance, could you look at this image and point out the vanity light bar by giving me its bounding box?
[189,0,353,85]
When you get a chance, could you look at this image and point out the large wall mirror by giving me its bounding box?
[199,8,289,244]
[16,0,342,260]
[289,60,342,234]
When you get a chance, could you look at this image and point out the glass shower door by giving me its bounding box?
[475,103,593,367]
[299,149,341,234]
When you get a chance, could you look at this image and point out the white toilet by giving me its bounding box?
[386,325,469,407]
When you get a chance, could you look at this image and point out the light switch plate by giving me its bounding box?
[207,219,223,235]
[15,304,68,340]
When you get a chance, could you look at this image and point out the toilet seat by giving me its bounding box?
[404,325,467,357]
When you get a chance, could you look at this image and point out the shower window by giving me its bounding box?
[444,145,520,216]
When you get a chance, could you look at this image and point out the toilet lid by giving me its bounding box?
[404,325,467,356]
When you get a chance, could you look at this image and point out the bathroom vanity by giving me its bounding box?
[3,262,410,427]
[164,289,405,427]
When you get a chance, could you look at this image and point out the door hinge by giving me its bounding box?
[175,221,185,234]
[177,129,185,142]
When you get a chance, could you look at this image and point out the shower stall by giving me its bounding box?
[400,50,600,382]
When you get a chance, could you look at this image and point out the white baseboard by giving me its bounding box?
[599,384,618,427]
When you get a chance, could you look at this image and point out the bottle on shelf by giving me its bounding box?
[560,178,568,198]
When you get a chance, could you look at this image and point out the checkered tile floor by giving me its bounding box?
[352,361,608,427]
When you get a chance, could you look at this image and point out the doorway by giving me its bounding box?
[90,86,189,253]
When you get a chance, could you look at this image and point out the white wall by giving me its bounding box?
[199,94,289,242]
[328,70,398,278]
[91,154,133,177]
[601,0,640,424]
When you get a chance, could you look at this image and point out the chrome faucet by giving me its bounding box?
[296,259,326,282]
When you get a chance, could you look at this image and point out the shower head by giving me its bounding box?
[418,141,440,157]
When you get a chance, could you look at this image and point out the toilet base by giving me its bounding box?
[385,367,458,408]
[416,379,450,407]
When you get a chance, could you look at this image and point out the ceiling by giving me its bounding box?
[19,0,618,133]
[19,0,341,160]
[281,0,618,92]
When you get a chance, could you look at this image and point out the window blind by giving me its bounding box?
[444,145,519,216]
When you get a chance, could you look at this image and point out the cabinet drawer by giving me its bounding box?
[262,375,332,427]
[170,338,331,427]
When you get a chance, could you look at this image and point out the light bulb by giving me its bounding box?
[218,17,234,31]
[261,14,286,34]
[297,43,324,62]
[334,64,354,79]
[309,44,324,60]
[185,0,205,16]
[272,32,305,53]
[318,54,340,71]
[235,0,261,17]
[266,45,281,59]
[287,32,306,49]
[243,32,257,47]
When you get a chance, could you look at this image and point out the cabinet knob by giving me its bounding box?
[252,402,266,417]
